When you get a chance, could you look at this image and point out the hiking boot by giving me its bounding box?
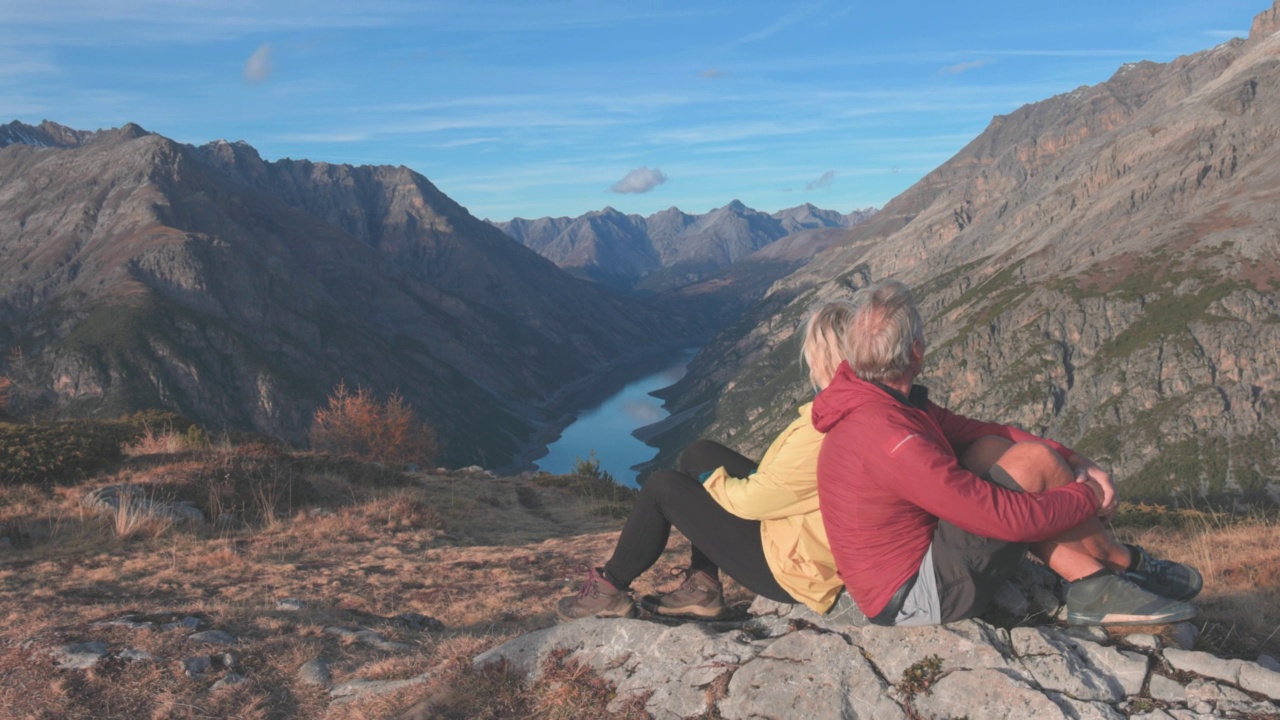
[556,568,635,622]
[1066,572,1197,626]
[641,568,726,619]
[1125,544,1203,602]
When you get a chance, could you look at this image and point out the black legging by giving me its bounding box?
[601,440,795,603]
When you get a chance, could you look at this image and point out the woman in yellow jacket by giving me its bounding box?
[557,301,852,620]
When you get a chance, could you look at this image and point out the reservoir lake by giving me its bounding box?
[534,350,694,487]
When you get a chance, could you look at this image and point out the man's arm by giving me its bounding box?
[930,401,1117,519]
[885,418,1099,542]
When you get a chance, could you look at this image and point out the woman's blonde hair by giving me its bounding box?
[801,300,857,391]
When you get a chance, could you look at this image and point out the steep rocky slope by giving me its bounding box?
[654,2,1280,503]
[0,124,685,466]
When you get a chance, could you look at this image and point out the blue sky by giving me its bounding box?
[1,0,1263,221]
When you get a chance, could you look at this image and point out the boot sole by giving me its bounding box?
[555,605,636,623]
[1067,605,1197,626]
[640,595,726,619]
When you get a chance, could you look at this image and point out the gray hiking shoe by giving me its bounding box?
[1066,572,1196,626]
[642,568,726,619]
[556,568,635,622]
[1125,544,1203,602]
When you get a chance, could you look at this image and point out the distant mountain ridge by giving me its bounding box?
[649,1,1280,505]
[0,121,689,466]
[491,202,875,292]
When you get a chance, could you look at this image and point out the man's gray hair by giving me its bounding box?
[844,279,925,384]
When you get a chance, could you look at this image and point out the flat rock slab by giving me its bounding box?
[719,630,904,720]
[474,610,1280,719]
[1011,626,1148,701]
[1165,648,1280,700]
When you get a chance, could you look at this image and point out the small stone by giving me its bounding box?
[1258,654,1280,672]
[0,536,13,550]
[1124,633,1161,651]
[182,656,213,677]
[403,463,420,472]
[298,658,331,686]
[53,641,109,670]
[394,612,444,632]
[276,598,306,612]
[94,616,157,631]
[1168,622,1199,650]
[119,649,160,663]
[188,630,237,646]
[162,616,203,631]
[219,652,239,670]
[1148,673,1186,703]
[212,673,246,691]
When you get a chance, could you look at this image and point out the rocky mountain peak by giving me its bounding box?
[1251,0,1280,39]
[0,119,95,149]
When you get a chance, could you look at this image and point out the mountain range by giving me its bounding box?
[491,202,875,292]
[0,121,691,466]
[649,1,1280,504]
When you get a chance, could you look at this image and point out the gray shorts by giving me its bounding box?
[893,465,1029,626]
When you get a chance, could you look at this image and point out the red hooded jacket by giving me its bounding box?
[813,362,1098,618]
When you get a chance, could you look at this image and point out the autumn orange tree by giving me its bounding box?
[308,382,438,466]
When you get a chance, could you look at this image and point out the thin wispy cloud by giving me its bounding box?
[275,130,369,143]
[1205,29,1246,39]
[243,44,272,84]
[727,3,824,49]
[940,59,992,75]
[700,67,726,79]
[805,170,836,190]
[611,167,668,194]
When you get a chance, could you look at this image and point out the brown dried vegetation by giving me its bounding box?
[0,433,1275,719]
[309,383,439,467]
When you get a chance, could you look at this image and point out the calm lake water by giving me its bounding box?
[534,350,694,487]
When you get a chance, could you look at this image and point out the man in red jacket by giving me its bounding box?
[815,279,1201,626]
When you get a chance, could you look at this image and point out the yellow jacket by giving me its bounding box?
[702,402,841,613]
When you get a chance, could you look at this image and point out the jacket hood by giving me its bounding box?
[812,361,897,433]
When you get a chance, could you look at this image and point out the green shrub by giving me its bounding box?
[0,421,131,485]
[571,450,614,483]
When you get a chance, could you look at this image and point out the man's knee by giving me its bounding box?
[992,441,1073,493]
[960,435,1014,476]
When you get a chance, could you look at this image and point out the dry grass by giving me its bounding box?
[123,425,191,457]
[0,446,1275,720]
[1111,503,1280,658]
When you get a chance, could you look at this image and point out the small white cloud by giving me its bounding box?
[1206,29,1245,39]
[940,58,991,75]
[805,170,836,190]
[243,44,273,84]
[610,166,668,194]
[700,67,726,79]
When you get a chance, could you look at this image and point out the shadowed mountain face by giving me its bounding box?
[492,202,875,292]
[0,124,687,466]
[653,2,1280,503]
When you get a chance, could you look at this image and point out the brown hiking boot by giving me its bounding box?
[642,568,726,619]
[556,568,635,622]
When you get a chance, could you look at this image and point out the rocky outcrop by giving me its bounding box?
[476,603,1280,719]
[654,1,1280,504]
